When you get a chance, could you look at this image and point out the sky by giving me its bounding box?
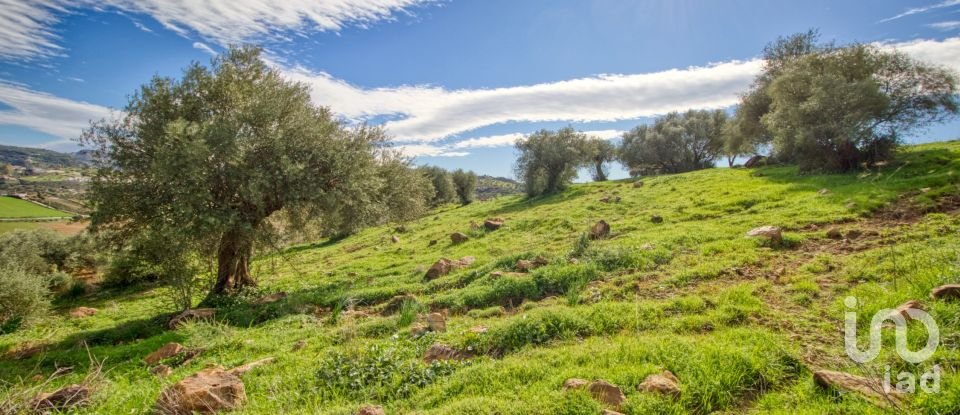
[1,0,959,179]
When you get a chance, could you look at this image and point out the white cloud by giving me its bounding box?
[400,129,627,158]
[879,36,960,73]
[192,42,217,56]
[0,0,65,60]
[879,0,960,23]
[0,0,434,60]
[929,21,960,31]
[448,133,526,149]
[0,82,113,139]
[395,144,469,158]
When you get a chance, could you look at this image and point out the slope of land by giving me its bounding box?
[2,141,960,414]
[0,196,72,219]
[0,145,86,169]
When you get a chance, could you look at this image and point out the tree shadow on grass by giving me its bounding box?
[490,187,592,216]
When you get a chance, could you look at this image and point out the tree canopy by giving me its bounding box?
[619,110,727,176]
[514,127,588,196]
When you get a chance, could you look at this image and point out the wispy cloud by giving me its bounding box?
[879,0,960,23]
[399,129,626,158]
[192,42,216,56]
[929,20,960,31]
[0,81,113,139]
[132,20,153,33]
[0,0,65,61]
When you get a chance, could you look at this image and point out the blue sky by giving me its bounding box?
[1,0,959,179]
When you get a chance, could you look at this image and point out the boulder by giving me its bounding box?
[562,378,589,390]
[650,215,663,224]
[813,369,904,405]
[358,405,386,415]
[155,367,245,414]
[886,300,925,321]
[253,292,287,305]
[425,258,457,280]
[588,380,626,408]
[168,308,216,329]
[638,370,680,398]
[151,365,173,377]
[483,218,504,231]
[423,344,464,363]
[589,220,611,240]
[450,232,469,244]
[68,307,97,319]
[145,342,185,366]
[746,226,782,244]
[825,228,843,239]
[931,284,960,300]
[32,384,90,412]
[391,235,400,243]
[426,312,446,332]
[633,181,644,188]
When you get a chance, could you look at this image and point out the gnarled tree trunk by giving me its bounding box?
[210,228,257,296]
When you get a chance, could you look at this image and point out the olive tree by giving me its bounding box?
[619,110,727,176]
[451,169,477,205]
[585,137,617,181]
[418,165,456,206]
[514,127,588,196]
[82,47,426,300]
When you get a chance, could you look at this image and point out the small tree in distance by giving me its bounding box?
[619,110,726,176]
[451,169,477,205]
[418,165,456,206]
[515,127,588,196]
[586,137,617,181]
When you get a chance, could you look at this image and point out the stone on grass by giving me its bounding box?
[450,232,469,244]
[145,342,185,366]
[483,218,504,231]
[32,384,90,412]
[426,313,446,332]
[590,220,610,240]
[886,300,925,321]
[151,365,173,377]
[638,370,680,398]
[846,229,863,240]
[633,181,644,188]
[813,369,904,406]
[931,284,960,300]
[650,215,663,224]
[588,380,626,408]
[746,226,782,244]
[253,292,287,305]
[358,405,386,415]
[515,256,548,272]
[291,340,307,351]
[423,344,464,363]
[155,367,245,414]
[168,308,215,329]
[68,307,97,319]
[425,258,456,280]
[826,228,843,239]
[562,378,589,390]
[390,235,400,243]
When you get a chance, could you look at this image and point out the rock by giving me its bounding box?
[818,188,830,196]
[381,294,418,315]
[151,365,173,377]
[515,256,549,272]
[410,323,429,337]
[588,380,626,408]
[650,215,663,224]
[254,292,287,305]
[426,312,446,332]
[887,300,925,321]
[425,258,457,280]
[744,155,763,168]
[391,235,400,243]
[168,308,215,329]
[562,378,589,390]
[826,228,843,239]
[483,218,504,231]
[358,405,386,415]
[31,384,91,412]
[931,284,960,300]
[423,344,465,363]
[457,256,476,266]
[638,370,680,398]
[599,196,611,203]
[156,367,246,414]
[589,220,610,240]
[746,226,782,244]
[845,229,862,240]
[633,181,644,188]
[145,342,185,366]
[395,225,407,233]
[813,369,904,405]
[68,307,97,319]
[291,340,307,351]
[450,232,469,244]
[428,240,438,247]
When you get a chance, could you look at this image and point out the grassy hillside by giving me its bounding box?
[0,197,71,219]
[3,141,960,414]
[0,145,83,168]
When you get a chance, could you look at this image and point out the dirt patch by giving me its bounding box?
[38,220,88,236]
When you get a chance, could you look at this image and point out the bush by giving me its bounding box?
[0,266,50,333]
[619,110,727,176]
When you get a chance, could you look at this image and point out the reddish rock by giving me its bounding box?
[32,384,90,412]
[746,226,782,244]
[358,405,386,415]
[516,256,548,272]
[151,365,173,377]
[450,232,469,244]
[590,220,610,240]
[168,308,216,329]
[145,342,185,366]
[155,367,245,414]
[426,312,446,332]
[425,258,457,280]
[483,218,504,231]
[886,300,925,321]
[588,380,626,408]
[68,307,97,319]
[638,370,680,398]
[931,284,960,300]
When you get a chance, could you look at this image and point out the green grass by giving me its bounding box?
[2,141,960,414]
[0,221,40,233]
[0,196,70,218]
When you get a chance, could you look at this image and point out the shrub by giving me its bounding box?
[0,266,50,333]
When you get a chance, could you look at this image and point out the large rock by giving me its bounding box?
[168,308,216,329]
[423,344,465,363]
[588,380,626,408]
[358,405,386,415]
[589,220,610,240]
[638,370,680,398]
[450,232,469,244]
[155,367,245,414]
[425,258,457,280]
[483,218,504,231]
[32,384,91,412]
[145,342,185,366]
[746,226,782,244]
[426,312,446,332]
[68,307,97,319]
[813,369,904,405]
[931,284,960,300]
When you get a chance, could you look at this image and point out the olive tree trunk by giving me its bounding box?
[210,229,257,296]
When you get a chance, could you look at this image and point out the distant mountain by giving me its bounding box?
[476,175,521,199]
[0,144,88,168]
